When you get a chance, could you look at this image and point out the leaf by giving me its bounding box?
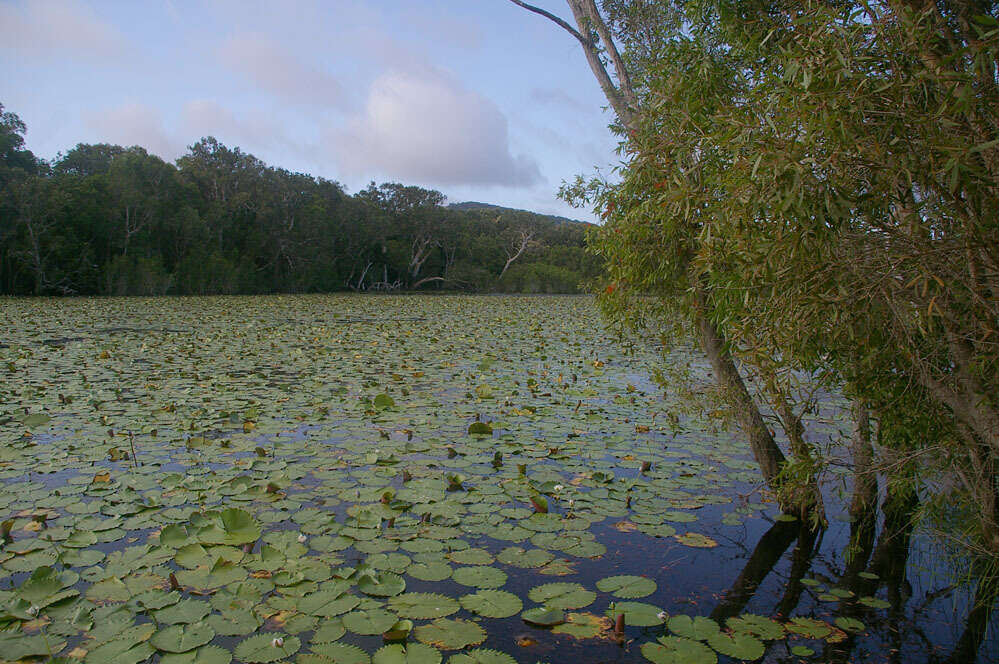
[834,616,865,633]
[447,649,518,664]
[527,582,595,609]
[641,636,716,664]
[343,608,399,635]
[358,571,406,597]
[459,590,523,619]
[673,532,717,548]
[706,630,764,660]
[520,606,565,626]
[233,633,301,663]
[452,565,507,589]
[373,643,442,664]
[785,617,834,639]
[150,623,216,653]
[595,575,657,599]
[551,612,612,639]
[387,592,461,619]
[726,614,785,640]
[606,601,667,627]
[414,618,486,649]
[159,645,233,664]
[467,422,493,435]
[298,590,361,617]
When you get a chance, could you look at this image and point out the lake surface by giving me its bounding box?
[0,295,994,663]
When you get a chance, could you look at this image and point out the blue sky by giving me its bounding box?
[0,0,623,221]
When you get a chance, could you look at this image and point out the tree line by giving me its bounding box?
[0,107,601,297]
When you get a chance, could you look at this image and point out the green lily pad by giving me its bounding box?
[706,630,764,660]
[452,565,507,589]
[521,606,566,626]
[641,636,717,664]
[388,592,461,619]
[668,615,719,640]
[459,590,523,619]
[343,608,399,635]
[527,582,595,609]
[447,649,517,664]
[233,633,300,662]
[595,574,657,599]
[726,614,785,640]
[414,618,486,649]
[373,642,442,664]
[151,623,216,653]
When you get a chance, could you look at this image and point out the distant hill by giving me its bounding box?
[448,201,592,227]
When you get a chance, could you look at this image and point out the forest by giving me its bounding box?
[0,112,601,297]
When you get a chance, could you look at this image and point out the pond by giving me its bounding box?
[0,295,995,663]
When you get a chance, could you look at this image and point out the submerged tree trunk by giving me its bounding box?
[692,286,822,520]
[849,400,878,521]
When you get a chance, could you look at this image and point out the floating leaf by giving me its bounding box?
[706,630,764,660]
[447,649,517,664]
[726,614,785,641]
[388,592,460,619]
[641,636,716,664]
[527,583,595,609]
[673,532,717,548]
[414,618,486,649]
[521,606,565,626]
[552,612,612,639]
[459,590,522,619]
[343,608,399,635]
[233,633,300,663]
[595,575,657,599]
[668,615,719,640]
[452,566,507,589]
[151,623,216,653]
[607,601,667,628]
[373,642,442,664]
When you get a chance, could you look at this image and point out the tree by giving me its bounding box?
[520,1,999,557]
[511,0,823,521]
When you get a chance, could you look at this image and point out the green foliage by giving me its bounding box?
[0,122,602,296]
[583,0,999,559]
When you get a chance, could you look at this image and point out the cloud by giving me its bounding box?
[333,69,542,188]
[181,99,306,156]
[0,0,126,59]
[217,32,350,110]
[83,103,181,159]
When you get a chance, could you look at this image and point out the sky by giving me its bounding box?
[0,0,624,221]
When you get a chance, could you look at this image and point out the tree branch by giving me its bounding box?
[508,0,587,44]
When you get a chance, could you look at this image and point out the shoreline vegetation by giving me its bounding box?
[0,107,602,298]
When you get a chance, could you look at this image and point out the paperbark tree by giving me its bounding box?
[510,0,821,520]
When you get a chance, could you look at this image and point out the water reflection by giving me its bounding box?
[702,484,997,663]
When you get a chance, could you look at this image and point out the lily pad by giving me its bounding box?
[459,590,523,619]
[414,618,487,649]
[233,633,301,662]
[595,574,657,599]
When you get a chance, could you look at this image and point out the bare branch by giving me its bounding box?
[507,0,587,44]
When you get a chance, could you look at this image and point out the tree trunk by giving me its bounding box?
[693,285,820,519]
[849,400,878,521]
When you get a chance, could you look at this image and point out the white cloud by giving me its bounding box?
[0,0,126,59]
[181,99,306,156]
[217,32,350,110]
[333,68,542,188]
[83,103,181,159]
